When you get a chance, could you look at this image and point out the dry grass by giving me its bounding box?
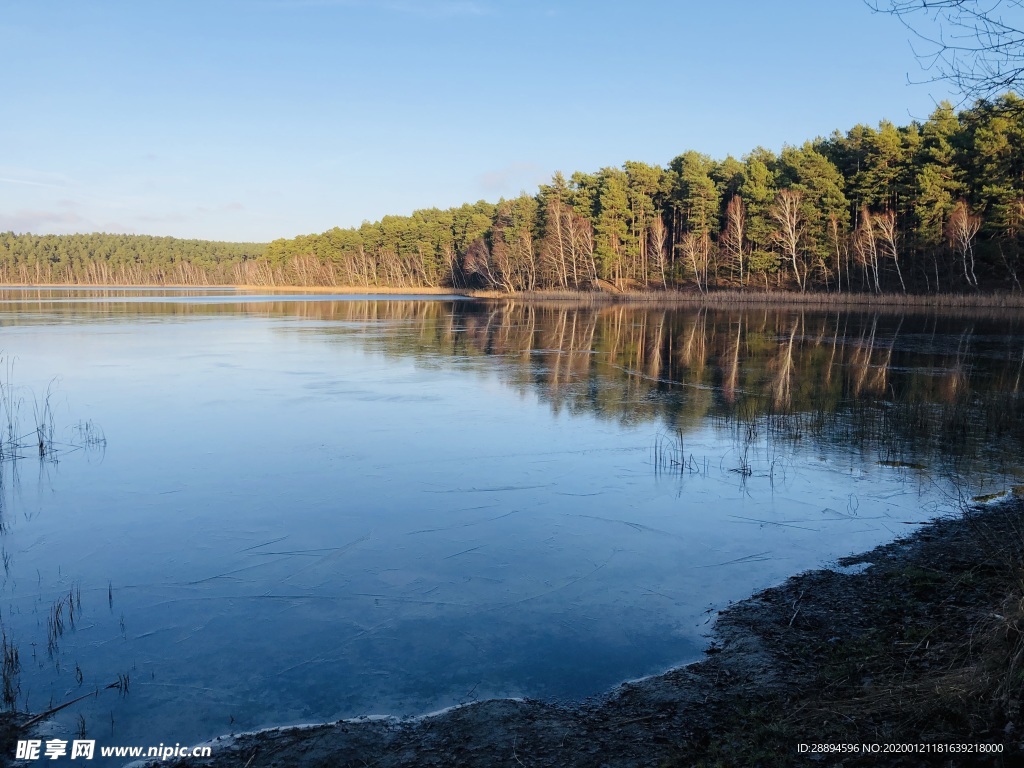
[233,285,467,295]
[476,286,1024,310]
[6,282,1024,310]
[680,500,1024,767]
[2,283,476,296]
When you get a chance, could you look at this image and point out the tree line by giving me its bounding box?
[0,233,265,285]
[2,95,1022,293]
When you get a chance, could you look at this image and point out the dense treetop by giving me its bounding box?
[2,95,1023,294]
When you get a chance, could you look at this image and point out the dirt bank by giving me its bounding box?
[85,499,1013,767]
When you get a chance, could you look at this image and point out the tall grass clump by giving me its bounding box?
[653,428,709,477]
[0,359,17,462]
[483,288,1024,314]
[706,384,1024,504]
[32,384,55,458]
[1,627,19,710]
[0,357,102,465]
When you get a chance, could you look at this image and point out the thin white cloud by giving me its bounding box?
[137,212,190,224]
[0,176,64,189]
[477,161,546,194]
[265,0,489,17]
[192,202,246,215]
[0,209,90,234]
[385,0,487,16]
[0,201,137,235]
[0,167,77,189]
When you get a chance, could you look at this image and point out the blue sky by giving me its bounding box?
[1,0,960,242]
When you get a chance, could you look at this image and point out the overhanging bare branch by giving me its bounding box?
[868,0,1024,100]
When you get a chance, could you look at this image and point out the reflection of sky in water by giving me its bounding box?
[0,292,1020,755]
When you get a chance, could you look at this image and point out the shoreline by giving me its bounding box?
[4,283,1024,310]
[99,499,1022,767]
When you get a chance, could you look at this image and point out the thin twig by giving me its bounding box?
[789,589,806,627]
[512,734,525,766]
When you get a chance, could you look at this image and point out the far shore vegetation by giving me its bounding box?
[3,96,1024,298]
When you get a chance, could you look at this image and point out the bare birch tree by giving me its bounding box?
[853,208,882,293]
[770,189,806,291]
[1003,197,1024,290]
[679,232,710,293]
[542,199,597,289]
[541,198,570,289]
[829,214,848,293]
[947,199,983,287]
[874,208,907,292]
[648,214,669,287]
[720,194,747,286]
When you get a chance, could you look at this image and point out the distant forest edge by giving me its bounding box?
[3,96,1024,295]
[0,234,267,285]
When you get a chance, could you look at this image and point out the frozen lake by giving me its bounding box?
[0,288,1021,753]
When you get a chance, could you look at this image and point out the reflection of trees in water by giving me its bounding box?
[722,315,742,405]
[7,293,1023,483]
[293,299,1024,487]
[20,294,1024,491]
[769,318,798,411]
